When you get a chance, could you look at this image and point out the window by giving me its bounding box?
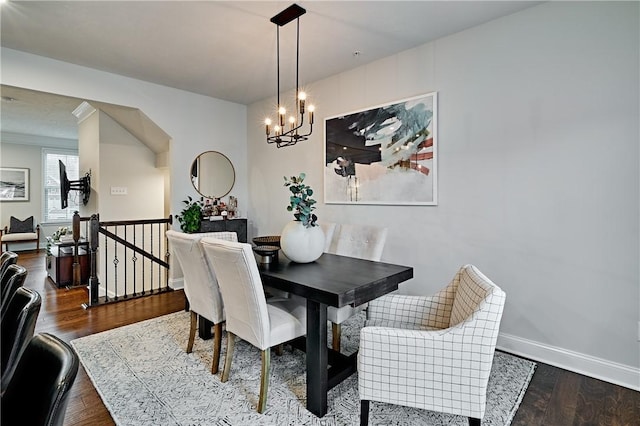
[43,149,80,223]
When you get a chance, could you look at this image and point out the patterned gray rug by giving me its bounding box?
[71,311,535,426]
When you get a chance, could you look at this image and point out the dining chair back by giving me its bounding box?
[166,230,237,374]
[1,333,79,426]
[0,251,18,279]
[1,286,42,394]
[200,237,307,413]
[319,222,337,253]
[326,223,388,351]
[0,264,28,319]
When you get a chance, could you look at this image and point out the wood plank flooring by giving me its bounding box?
[14,250,640,426]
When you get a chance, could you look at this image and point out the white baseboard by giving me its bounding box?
[168,277,184,290]
[497,332,640,391]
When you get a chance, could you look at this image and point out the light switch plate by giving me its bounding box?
[111,186,127,195]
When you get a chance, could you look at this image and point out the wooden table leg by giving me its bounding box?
[306,299,328,417]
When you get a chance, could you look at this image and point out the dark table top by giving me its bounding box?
[259,253,413,308]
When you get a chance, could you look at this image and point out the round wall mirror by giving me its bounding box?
[190,151,235,198]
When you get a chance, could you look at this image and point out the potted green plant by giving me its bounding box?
[176,196,204,233]
[284,172,318,227]
[280,173,324,263]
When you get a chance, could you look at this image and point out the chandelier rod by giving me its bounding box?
[296,16,300,117]
[276,24,280,110]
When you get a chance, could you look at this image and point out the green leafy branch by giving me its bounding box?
[284,173,318,228]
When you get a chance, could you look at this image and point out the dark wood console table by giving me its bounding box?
[196,218,247,339]
[199,218,247,243]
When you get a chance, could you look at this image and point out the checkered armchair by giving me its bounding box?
[358,264,506,426]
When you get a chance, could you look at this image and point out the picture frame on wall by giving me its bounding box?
[0,167,30,202]
[324,92,437,205]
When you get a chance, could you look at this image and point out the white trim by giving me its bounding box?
[168,277,184,290]
[72,101,97,123]
[497,332,640,391]
[1,131,77,149]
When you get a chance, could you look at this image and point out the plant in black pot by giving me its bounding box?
[176,196,204,233]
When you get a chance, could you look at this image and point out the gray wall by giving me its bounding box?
[246,2,639,388]
[0,137,78,249]
[1,47,248,233]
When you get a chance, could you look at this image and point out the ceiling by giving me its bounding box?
[0,0,541,141]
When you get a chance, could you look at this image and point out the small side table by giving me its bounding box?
[47,245,90,288]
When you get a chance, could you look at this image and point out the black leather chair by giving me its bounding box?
[0,264,28,318]
[1,333,79,426]
[0,251,18,280]
[1,286,42,393]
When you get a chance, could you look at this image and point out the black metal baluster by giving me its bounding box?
[113,225,119,301]
[104,231,108,302]
[132,224,137,296]
[124,225,128,298]
[150,224,154,293]
[165,222,170,288]
[141,224,145,295]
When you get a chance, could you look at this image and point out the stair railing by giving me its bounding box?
[73,212,173,308]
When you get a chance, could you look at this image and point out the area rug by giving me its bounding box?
[71,311,535,426]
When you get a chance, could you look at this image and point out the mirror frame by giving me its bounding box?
[190,151,235,199]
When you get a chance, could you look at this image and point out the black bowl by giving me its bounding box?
[252,235,281,247]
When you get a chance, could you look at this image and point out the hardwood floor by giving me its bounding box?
[15,250,640,425]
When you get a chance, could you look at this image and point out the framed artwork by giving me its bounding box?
[0,167,30,202]
[324,92,437,205]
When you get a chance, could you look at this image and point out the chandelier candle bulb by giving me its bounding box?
[298,92,306,113]
[265,119,272,135]
[308,105,315,124]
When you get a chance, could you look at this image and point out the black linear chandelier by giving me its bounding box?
[264,3,315,148]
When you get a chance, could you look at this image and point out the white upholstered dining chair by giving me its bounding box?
[165,230,237,374]
[358,264,506,426]
[319,222,337,253]
[326,223,388,352]
[200,237,307,414]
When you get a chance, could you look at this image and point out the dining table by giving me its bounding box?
[259,252,413,417]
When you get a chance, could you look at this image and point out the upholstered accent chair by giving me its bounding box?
[0,216,40,254]
[165,230,237,374]
[326,223,388,352]
[358,264,506,426]
[1,287,42,393]
[200,237,307,413]
[1,333,79,426]
[0,264,28,319]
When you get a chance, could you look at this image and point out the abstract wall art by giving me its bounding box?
[324,92,437,205]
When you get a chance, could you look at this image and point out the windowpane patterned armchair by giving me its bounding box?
[358,264,506,426]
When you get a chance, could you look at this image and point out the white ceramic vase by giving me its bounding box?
[280,221,325,263]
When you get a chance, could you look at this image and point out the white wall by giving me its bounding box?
[97,111,165,221]
[247,2,639,389]
[78,108,100,216]
[0,141,43,250]
[1,47,248,228]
